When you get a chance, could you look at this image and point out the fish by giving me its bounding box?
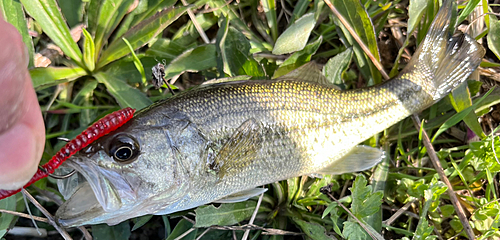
[54,0,484,227]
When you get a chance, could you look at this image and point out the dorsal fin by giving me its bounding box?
[202,76,252,85]
[275,62,339,89]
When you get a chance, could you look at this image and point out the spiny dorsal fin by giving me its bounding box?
[202,76,252,85]
[315,145,384,175]
[209,118,263,179]
[275,62,339,89]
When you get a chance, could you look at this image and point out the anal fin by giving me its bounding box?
[214,188,268,203]
[315,145,384,175]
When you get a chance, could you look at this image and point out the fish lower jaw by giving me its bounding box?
[56,182,106,227]
[55,181,167,227]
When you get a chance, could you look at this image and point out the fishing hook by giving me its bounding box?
[38,166,76,180]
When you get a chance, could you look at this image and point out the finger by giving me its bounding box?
[0,15,45,190]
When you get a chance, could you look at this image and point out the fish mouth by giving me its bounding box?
[55,181,107,227]
[55,157,137,227]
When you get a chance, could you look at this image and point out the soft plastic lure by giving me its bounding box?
[0,107,135,200]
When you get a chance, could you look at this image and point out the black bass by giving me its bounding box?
[55,1,484,227]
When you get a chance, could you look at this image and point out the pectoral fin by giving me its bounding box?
[209,118,263,179]
[316,145,384,175]
[214,188,268,203]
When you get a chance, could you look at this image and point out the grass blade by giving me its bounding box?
[30,67,87,89]
[329,0,382,83]
[488,18,500,61]
[450,82,485,139]
[146,38,190,62]
[0,0,35,68]
[165,219,196,240]
[216,17,264,77]
[456,0,480,25]
[58,0,84,28]
[122,37,147,86]
[272,13,316,55]
[195,201,259,228]
[101,55,158,85]
[91,221,131,240]
[273,36,322,78]
[292,0,310,20]
[97,6,189,69]
[21,0,82,64]
[114,0,177,41]
[366,142,391,233]
[92,0,135,58]
[164,44,217,80]
[94,72,152,110]
[432,88,495,142]
[261,0,278,42]
[332,0,380,60]
[482,0,489,27]
[0,196,17,239]
[72,80,99,126]
[322,47,353,89]
[82,28,96,71]
[131,215,153,231]
[87,0,104,35]
[292,217,332,240]
[208,0,271,51]
[389,0,428,77]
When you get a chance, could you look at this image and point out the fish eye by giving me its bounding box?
[107,134,140,163]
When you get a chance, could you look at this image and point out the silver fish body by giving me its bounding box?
[55,1,484,227]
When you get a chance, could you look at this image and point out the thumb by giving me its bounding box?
[0,14,45,190]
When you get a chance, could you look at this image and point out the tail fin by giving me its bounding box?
[402,0,485,101]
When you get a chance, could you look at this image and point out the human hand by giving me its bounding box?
[0,15,45,190]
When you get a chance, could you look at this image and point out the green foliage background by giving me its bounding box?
[0,0,499,239]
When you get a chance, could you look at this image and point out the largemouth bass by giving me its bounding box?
[55,1,484,227]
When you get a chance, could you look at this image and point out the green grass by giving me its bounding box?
[1,0,500,239]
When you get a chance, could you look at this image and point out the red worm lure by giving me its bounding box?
[0,107,136,200]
